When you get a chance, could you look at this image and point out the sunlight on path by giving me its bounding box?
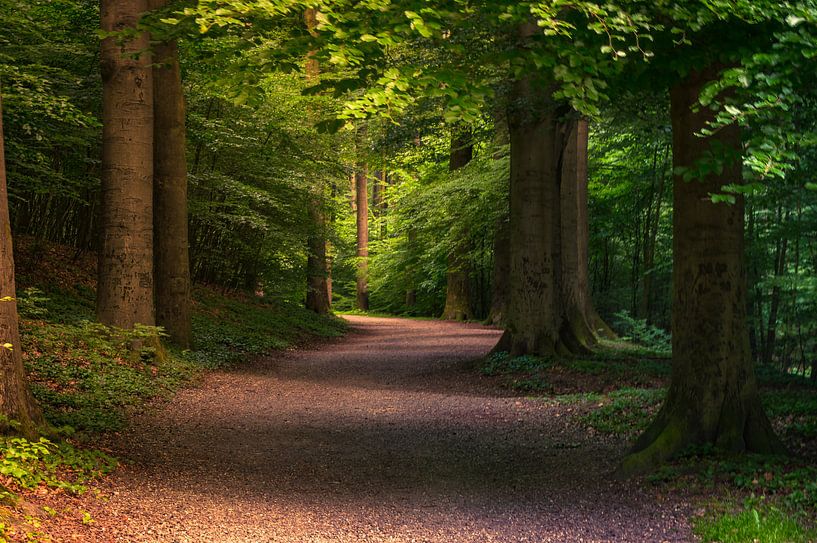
[84,316,691,543]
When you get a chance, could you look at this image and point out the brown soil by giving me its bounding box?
[76,316,693,542]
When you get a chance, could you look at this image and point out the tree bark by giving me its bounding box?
[0,94,42,436]
[97,0,155,329]
[442,129,474,321]
[488,213,510,326]
[493,72,566,356]
[620,67,785,475]
[559,118,614,344]
[355,164,369,311]
[151,0,192,347]
[304,8,331,314]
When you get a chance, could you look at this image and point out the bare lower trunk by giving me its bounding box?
[97,0,155,329]
[620,67,784,475]
[306,196,331,314]
[303,8,331,314]
[442,130,473,321]
[355,165,369,311]
[488,214,510,326]
[494,73,565,356]
[559,118,614,347]
[151,0,192,347]
[0,95,42,436]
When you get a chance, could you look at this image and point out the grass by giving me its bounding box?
[694,506,817,543]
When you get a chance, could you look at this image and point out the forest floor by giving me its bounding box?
[66,316,695,542]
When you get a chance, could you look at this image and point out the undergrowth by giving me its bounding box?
[2,280,345,541]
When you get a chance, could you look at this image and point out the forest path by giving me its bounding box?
[85,316,692,542]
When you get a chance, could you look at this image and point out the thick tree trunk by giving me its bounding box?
[97,0,155,329]
[355,165,369,311]
[442,130,474,321]
[0,95,42,436]
[620,68,785,475]
[493,74,566,356]
[151,0,192,347]
[559,118,614,344]
[303,8,331,314]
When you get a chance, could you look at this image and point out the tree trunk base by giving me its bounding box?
[618,395,787,477]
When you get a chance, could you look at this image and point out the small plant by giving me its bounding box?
[481,352,550,376]
[694,506,816,543]
[612,310,672,355]
[582,388,666,436]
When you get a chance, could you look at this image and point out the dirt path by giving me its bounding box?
[84,316,693,542]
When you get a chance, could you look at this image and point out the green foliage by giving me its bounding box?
[694,506,817,543]
[0,437,115,495]
[481,352,549,377]
[19,284,345,435]
[582,387,665,436]
[612,310,671,355]
[188,287,346,368]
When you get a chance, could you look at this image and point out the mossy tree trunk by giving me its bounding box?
[442,129,474,321]
[151,0,192,347]
[304,8,331,315]
[0,94,42,436]
[620,67,785,475]
[97,0,155,329]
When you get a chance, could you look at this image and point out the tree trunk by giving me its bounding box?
[620,67,784,475]
[303,8,331,314]
[97,0,155,329]
[0,94,42,436]
[355,164,369,311]
[151,0,192,347]
[493,71,566,356]
[488,213,510,326]
[560,118,615,344]
[763,209,787,365]
[442,129,473,321]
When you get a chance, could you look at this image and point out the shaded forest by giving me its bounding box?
[1,0,817,541]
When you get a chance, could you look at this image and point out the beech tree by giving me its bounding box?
[355,162,369,311]
[441,129,474,321]
[0,93,41,436]
[97,0,155,329]
[304,7,331,315]
[151,0,193,347]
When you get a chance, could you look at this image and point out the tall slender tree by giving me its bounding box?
[442,128,474,321]
[304,7,331,314]
[0,93,42,436]
[355,162,369,311]
[97,0,155,329]
[151,0,192,347]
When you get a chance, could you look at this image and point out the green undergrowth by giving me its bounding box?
[480,345,670,393]
[694,505,817,543]
[19,285,346,436]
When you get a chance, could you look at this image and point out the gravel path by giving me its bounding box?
[84,316,694,542]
